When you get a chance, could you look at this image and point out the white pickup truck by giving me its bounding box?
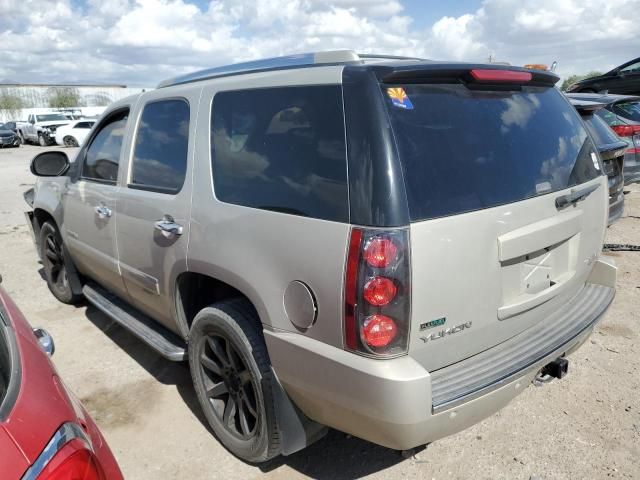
[21,113,72,146]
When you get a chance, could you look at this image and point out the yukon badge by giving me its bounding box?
[420,321,472,343]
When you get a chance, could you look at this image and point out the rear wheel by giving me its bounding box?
[39,221,82,304]
[189,299,281,463]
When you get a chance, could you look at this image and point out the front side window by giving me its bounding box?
[130,99,190,193]
[82,109,129,183]
[210,86,348,222]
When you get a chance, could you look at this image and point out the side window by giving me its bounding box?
[82,109,129,183]
[620,61,640,74]
[77,122,91,129]
[130,99,190,193]
[210,86,348,222]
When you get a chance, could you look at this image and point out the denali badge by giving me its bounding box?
[419,321,472,343]
[420,317,446,331]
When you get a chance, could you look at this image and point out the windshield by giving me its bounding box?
[384,84,600,221]
[36,114,68,122]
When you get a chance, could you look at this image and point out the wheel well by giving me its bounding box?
[32,208,56,238]
[176,272,255,333]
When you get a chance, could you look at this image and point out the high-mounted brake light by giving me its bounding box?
[344,228,410,357]
[470,69,532,83]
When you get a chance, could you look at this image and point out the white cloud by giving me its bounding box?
[0,0,638,86]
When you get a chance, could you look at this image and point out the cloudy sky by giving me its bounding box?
[1,0,638,86]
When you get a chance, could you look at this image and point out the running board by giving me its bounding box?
[83,283,187,361]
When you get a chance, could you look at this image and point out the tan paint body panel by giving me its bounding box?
[408,176,608,372]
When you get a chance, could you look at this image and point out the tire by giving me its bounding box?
[39,221,83,304]
[188,299,281,463]
[63,136,79,147]
[38,133,48,147]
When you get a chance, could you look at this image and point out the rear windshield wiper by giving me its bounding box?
[555,184,600,210]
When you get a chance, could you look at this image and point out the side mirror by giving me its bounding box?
[29,119,35,124]
[30,151,70,177]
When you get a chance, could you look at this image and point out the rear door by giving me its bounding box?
[115,88,198,331]
[383,81,608,371]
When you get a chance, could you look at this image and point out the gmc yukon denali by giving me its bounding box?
[25,50,616,463]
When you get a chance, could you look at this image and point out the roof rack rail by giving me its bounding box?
[157,50,427,88]
[157,50,361,88]
[357,53,426,62]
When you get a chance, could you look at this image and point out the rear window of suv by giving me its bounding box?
[384,85,600,221]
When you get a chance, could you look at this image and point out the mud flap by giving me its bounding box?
[269,367,328,456]
[587,257,617,289]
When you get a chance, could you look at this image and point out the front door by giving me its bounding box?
[62,108,131,296]
[115,88,198,332]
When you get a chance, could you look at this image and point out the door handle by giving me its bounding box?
[154,215,183,236]
[94,205,112,218]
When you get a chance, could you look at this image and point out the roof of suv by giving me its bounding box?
[158,49,559,91]
[157,50,430,88]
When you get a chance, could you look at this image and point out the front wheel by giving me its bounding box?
[39,221,83,304]
[189,299,281,463]
[38,133,48,146]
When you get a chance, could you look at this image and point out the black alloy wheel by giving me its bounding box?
[197,332,259,440]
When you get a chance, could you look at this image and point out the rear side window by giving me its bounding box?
[130,99,190,193]
[82,109,129,183]
[384,85,599,221]
[583,114,622,146]
[211,86,348,222]
[612,101,640,122]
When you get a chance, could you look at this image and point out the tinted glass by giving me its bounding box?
[612,101,640,122]
[385,84,600,221]
[82,109,128,182]
[620,61,640,74]
[131,99,190,193]
[36,114,67,122]
[211,86,348,221]
[583,114,622,147]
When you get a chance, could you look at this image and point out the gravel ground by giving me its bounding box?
[1,144,639,480]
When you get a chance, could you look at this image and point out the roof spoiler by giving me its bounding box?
[381,65,559,87]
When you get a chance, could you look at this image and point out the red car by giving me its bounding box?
[0,282,123,479]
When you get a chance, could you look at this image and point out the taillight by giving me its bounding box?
[36,439,104,480]
[363,237,399,268]
[23,423,105,480]
[363,277,397,306]
[611,124,640,137]
[344,228,410,357]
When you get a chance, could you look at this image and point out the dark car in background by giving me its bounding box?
[566,57,640,95]
[568,98,628,224]
[0,281,123,479]
[566,93,640,185]
[0,124,21,148]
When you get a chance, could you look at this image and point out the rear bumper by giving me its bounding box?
[266,263,616,450]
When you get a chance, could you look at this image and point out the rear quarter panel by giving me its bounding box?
[188,66,351,348]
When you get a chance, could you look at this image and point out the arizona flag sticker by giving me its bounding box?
[387,87,413,110]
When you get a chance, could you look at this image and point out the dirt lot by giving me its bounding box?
[1,144,639,479]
